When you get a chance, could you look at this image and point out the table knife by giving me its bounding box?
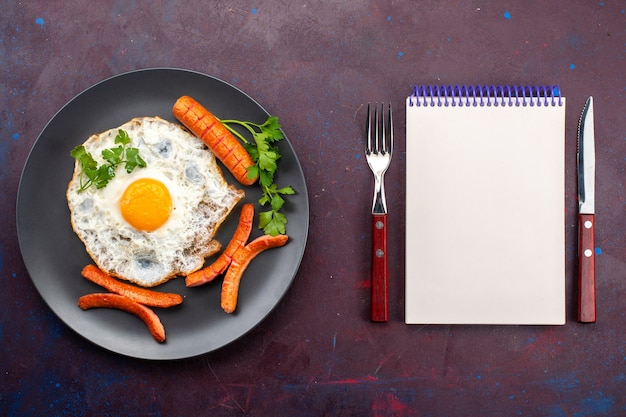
[577,96,596,323]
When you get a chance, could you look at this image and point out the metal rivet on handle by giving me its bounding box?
[375,221,384,229]
[584,221,592,229]
[376,249,384,257]
[584,249,593,257]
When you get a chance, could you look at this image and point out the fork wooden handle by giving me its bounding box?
[371,213,388,322]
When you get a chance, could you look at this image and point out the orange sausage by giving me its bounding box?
[173,96,258,186]
[81,265,183,308]
[186,204,255,287]
[78,293,166,342]
[221,234,289,313]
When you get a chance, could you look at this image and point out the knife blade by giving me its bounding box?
[577,96,596,323]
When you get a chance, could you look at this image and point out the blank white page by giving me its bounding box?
[405,93,566,325]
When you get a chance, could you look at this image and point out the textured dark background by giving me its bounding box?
[2,1,625,416]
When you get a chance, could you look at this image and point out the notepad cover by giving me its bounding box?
[405,88,566,325]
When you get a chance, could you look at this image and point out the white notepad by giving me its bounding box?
[405,86,566,325]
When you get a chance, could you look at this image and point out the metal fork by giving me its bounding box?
[365,102,393,322]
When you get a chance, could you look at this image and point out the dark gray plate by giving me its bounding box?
[16,68,309,360]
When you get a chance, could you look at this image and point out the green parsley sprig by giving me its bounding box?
[70,129,146,192]
[219,116,295,236]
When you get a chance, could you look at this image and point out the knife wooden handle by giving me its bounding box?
[371,214,388,322]
[578,213,596,323]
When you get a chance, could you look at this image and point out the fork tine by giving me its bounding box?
[376,103,383,153]
[373,103,379,153]
[387,103,393,155]
[366,102,393,155]
[366,102,372,153]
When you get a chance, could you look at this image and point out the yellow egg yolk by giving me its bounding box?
[119,178,172,232]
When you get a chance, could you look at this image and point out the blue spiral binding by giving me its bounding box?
[408,85,563,107]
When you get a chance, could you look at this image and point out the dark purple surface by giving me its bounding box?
[2,1,625,416]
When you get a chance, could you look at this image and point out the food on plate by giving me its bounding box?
[185,203,254,287]
[70,128,146,192]
[180,202,289,313]
[78,293,166,342]
[219,111,295,236]
[221,233,288,313]
[174,95,295,236]
[67,116,244,287]
[81,264,183,308]
[173,96,258,186]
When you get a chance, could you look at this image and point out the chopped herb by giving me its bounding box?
[219,116,295,236]
[70,129,146,192]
